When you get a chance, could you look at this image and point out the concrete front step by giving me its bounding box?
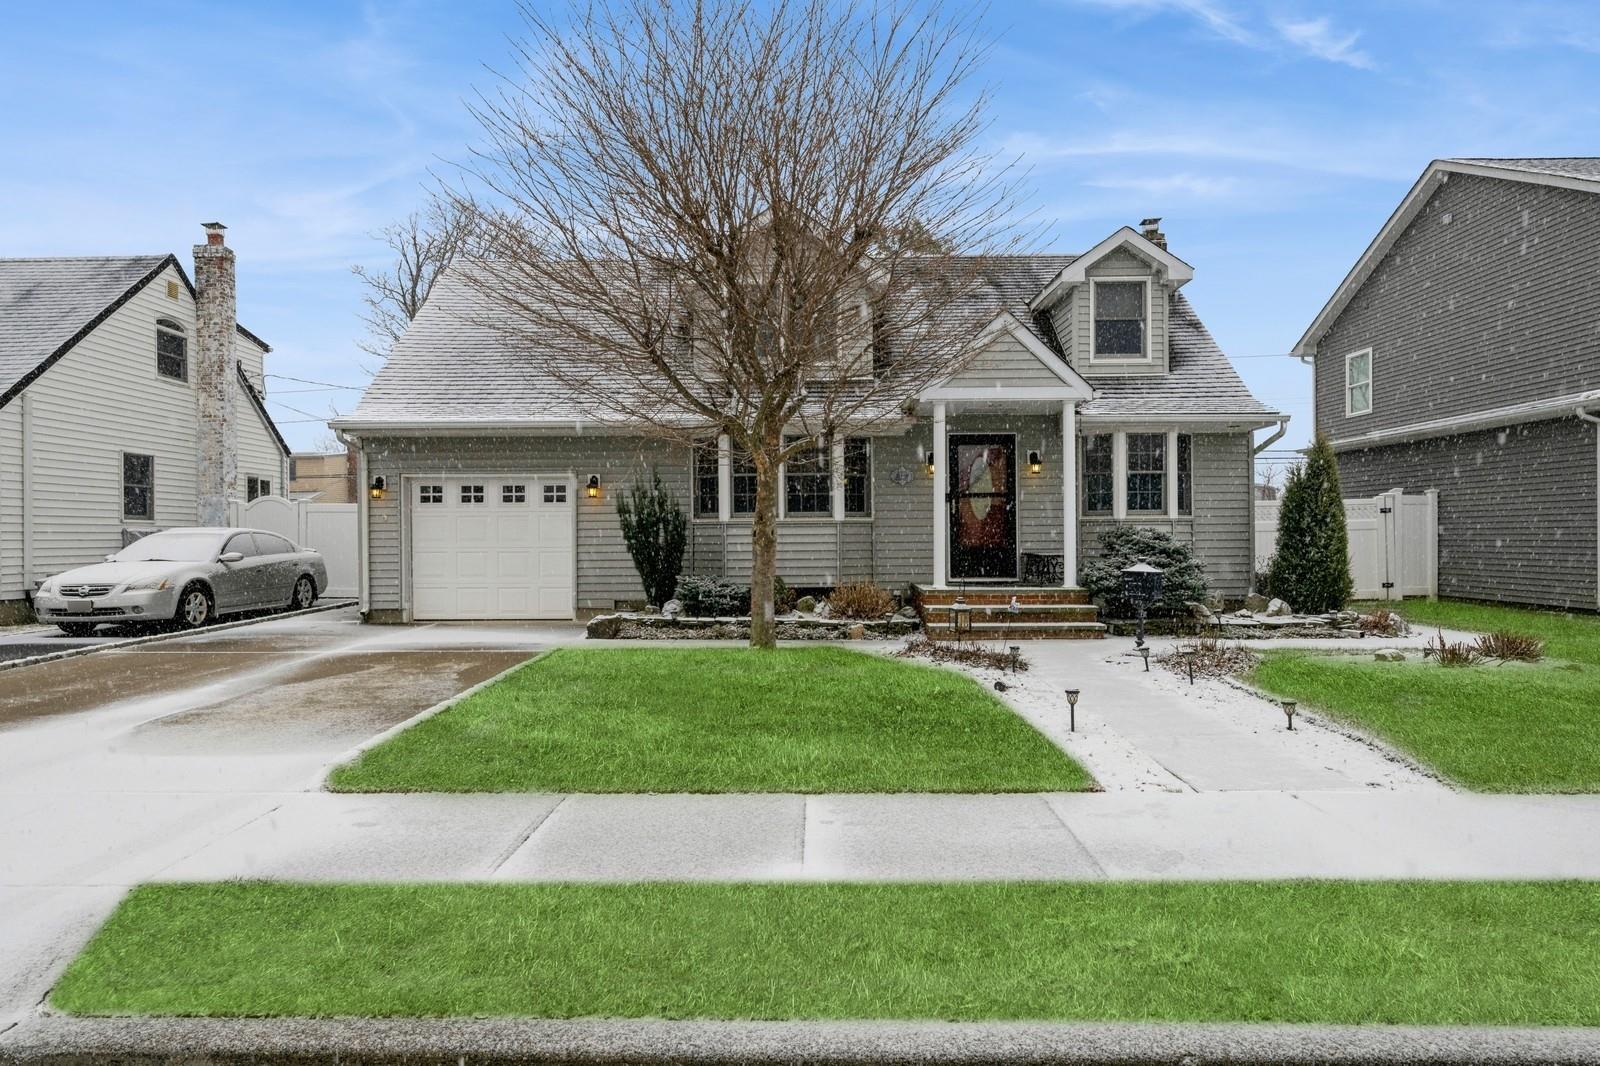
[924,621,1107,640]
[923,603,1100,624]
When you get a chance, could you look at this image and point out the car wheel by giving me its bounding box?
[57,622,96,638]
[290,575,317,611]
[174,584,213,630]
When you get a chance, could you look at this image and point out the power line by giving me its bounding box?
[265,373,368,390]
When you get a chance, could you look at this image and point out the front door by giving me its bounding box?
[948,434,1017,580]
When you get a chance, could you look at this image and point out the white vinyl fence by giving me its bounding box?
[229,495,358,599]
[1255,488,1437,601]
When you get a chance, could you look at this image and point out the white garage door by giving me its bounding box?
[410,476,576,620]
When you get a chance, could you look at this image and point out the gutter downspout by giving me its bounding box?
[1578,405,1600,610]
[1253,418,1289,456]
[339,429,370,618]
[20,393,32,598]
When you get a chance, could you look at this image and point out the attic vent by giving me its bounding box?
[165,279,180,300]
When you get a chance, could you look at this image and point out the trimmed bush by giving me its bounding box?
[773,576,798,614]
[675,575,751,617]
[615,467,687,607]
[1081,526,1209,619]
[1267,433,1353,613]
[827,582,896,620]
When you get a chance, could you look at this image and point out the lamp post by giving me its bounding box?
[1064,688,1080,732]
[1121,562,1165,650]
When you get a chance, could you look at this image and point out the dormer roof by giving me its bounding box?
[1027,226,1195,312]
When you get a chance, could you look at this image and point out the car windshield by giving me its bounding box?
[112,532,222,563]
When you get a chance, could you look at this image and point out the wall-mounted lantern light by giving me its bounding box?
[586,474,601,499]
[925,450,936,477]
[1027,450,1043,475]
[368,475,386,500]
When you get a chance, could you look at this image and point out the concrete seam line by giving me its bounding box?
[314,649,549,791]
[0,600,355,676]
[1040,794,1109,879]
[488,796,568,875]
[7,1017,1600,1064]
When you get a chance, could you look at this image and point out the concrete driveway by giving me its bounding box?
[0,606,577,1027]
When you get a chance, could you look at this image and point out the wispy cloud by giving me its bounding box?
[1068,0,1256,45]
[1272,16,1376,69]
[1084,172,1243,198]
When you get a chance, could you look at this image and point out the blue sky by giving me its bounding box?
[3,1,1597,463]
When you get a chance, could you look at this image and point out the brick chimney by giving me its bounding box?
[1139,217,1167,250]
[193,222,238,526]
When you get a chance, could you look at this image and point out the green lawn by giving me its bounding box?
[53,881,1600,1024]
[1253,599,1600,792]
[1355,598,1600,667]
[328,647,1091,793]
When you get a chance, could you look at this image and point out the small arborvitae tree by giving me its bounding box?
[1080,526,1209,618]
[616,466,687,607]
[1268,432,1353,612]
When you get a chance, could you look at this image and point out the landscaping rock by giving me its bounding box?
[661,599,683,619]
[1187,601,1217,624]
[1265,598,1292,617]
[1244,592,1269,612]
[585,614,625,639]
[795,595,817,614]
[815,601,832,618]
[1374,648,1406,662]
[896,606,918,621]
[847,622,866,640]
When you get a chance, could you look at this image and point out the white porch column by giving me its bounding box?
[830,435,847,521]
[716,434,732,523]
[1112,431,1128,522]
[1061,401,1077,587]
[1165,427,1180,519]
[932,402,948,586]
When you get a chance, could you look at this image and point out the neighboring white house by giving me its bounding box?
[0,224,290,620]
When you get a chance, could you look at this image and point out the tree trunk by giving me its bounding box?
[749,450,780,650]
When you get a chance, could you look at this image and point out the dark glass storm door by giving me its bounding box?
[948,434,1017,580]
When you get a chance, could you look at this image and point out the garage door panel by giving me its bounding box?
[411,475,575,620]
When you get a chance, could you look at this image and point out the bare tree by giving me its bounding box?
[455,0,1025,647]
[352,202,474,361]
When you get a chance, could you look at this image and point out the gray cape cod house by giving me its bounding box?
[334,221,1283,628]
[1295,158,1600,611]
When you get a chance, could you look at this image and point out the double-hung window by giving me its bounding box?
[843,438,871,516]
[731,449,757,516]
[1082,434,1113,515]
[783,435,831,516]
[693,440,720,518]
[1345,348,1373,416]
[1126,433,1166,514]
[155,319,187,381]
[246,475,272,502]
[1176,433,1193,515]
[122,453,154,519]
[1092,280,1146,360]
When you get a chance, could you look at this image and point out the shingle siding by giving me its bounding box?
[1336,418,1598,610]
[1315,173,1600,438]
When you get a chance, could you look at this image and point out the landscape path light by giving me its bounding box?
[950,595,972,641]
[1008,645,1021,674]
[1064,688,1080,732]
[1120,562,1164,650]
[1281,699,1298,731]
[1138,646,1150,672]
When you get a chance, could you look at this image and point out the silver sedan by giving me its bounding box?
[33,527,329,636]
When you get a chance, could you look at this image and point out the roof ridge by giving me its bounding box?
[0,253,171,264]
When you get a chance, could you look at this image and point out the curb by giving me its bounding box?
[5,1015,1600,1065]
[317,649,548,791]
[0,600,356,675]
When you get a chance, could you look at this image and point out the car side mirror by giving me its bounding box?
[218,551,245,564]
[105,554,117,562]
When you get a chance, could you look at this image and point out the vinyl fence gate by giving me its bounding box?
[229,495,359,599]
[1255,488,1438,602]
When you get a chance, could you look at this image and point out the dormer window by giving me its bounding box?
[155,319,187,381]
[1091,280,1147,360]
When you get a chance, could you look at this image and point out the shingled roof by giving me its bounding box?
[0,253,271,407]
[341,254,1278,429]
[1448,157,1600,183]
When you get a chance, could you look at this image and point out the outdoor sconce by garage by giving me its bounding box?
[1064,688,1080,732]
[1027,450,1043,475]
[368,475,386,500]
[586,475,601,499]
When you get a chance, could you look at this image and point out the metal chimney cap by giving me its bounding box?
[202,222,227,231]
[1139,217,1162,229]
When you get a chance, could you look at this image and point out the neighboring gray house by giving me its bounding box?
[334,221,1283,627]
[1294,158,1600,612]
[0,225,291,621]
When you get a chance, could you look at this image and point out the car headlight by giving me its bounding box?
[36,578,55,595]
[121,577,172,592]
